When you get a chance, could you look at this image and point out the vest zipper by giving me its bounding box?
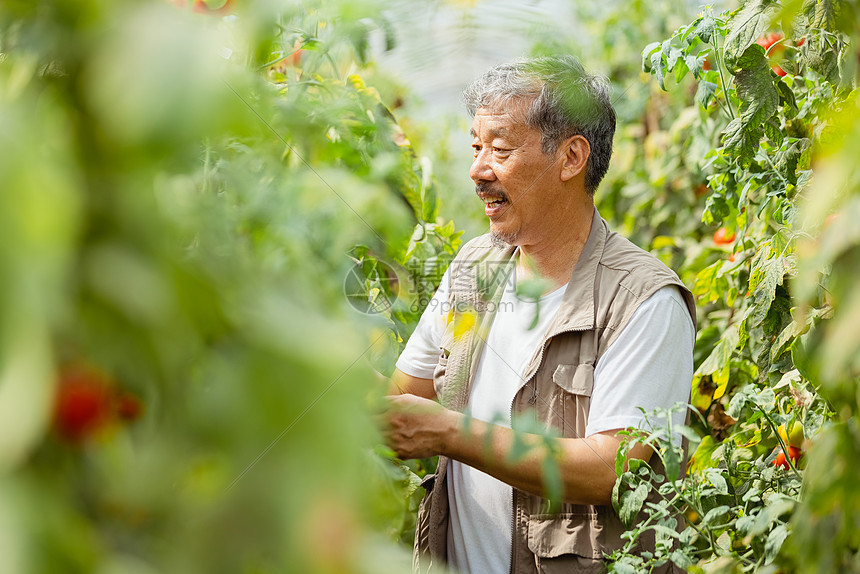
[507,325,590,574]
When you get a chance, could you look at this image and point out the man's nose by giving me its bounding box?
[469,149,496,182]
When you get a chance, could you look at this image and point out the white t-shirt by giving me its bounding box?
[395,268,695,574]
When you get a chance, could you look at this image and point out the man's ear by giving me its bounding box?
[560,135,590,182]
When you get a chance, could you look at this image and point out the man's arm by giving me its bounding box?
[388,367,437,399]
[383,393,652,506]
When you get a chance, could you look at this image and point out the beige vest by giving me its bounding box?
[413,208,696,574]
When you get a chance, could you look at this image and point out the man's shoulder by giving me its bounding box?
[600,231,672,274]
[596,227,695,330]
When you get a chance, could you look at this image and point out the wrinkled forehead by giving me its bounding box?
[473,95,533,122]
[469,98,535,138]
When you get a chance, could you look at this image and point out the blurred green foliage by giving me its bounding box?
[2,0,859,572]
[0,0,449,571]
[587,0,860,572]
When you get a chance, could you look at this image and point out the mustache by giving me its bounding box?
[475,183,509,202]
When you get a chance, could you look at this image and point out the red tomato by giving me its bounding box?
[702,57,712,71]
[290,39,304,67]
[116,392,144,422]
[773,445,801,470]
[54,366,113,442]
[713,227,736,245]
[757,32,784,51]
[773,64,787,77]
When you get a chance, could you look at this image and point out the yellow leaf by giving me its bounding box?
[452,310,477,340]
[713,363,731,399]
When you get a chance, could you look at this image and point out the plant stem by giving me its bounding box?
[755,404,802,480]
[713,31,737,120]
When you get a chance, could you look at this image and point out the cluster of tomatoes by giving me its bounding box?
[772,421,804,470]
[53,364,144,444]
[758,32,806,77]
[756,32,789,76]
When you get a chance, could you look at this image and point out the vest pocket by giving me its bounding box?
[552,363,594,396]
[550,364,594,439]
[527,513,606,573]
[433,328,455,399]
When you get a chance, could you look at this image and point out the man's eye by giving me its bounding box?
[472,145,482,153]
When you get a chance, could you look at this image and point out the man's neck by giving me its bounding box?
[516,204,594,291]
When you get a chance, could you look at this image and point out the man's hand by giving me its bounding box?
[382,394,458,459]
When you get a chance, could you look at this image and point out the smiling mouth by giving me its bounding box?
[481,197,508,207]
[476,184,510,209]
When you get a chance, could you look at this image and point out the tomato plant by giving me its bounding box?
[608,0,860,572]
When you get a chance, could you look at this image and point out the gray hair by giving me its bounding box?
[463,56,616,195]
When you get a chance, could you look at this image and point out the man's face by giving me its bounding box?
[469,103,563,248]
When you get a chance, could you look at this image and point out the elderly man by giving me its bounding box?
[385,56,696,573]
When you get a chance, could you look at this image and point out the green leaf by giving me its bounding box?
[805,0,852,33]
[764,116,784,146]
[642,42,661,72]
[686,54,704,79]
[688,435,719,473]
[771,320,803,363]
[696,15,717,44]
[705,468,729,494]
[667,47,684,72]
[700,505,731,528]
[724,0,778,69]
[619,482,650,527]
[773,138,811,185]
[696,80,718,108]
[703,192,731,225]
[727,387,751,418]
[611,562,638,574]
[663,443,681,481]
[674,57,690,84]
[722,117,763,165]
[696,323,740,395]
[541,446,564,506]
[651,52,666,90]
[734,44,779,127]
[765,524,789,563]
[692,260,721,301]
[776,79,798,113]
[615,439,629,476]
[748,248,791,326]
